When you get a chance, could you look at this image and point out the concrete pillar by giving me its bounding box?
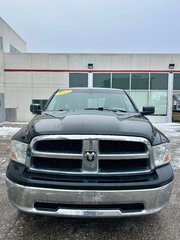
[88,72,93,87]
[167,73,174,122]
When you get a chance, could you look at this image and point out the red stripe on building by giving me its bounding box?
[4,69,180,73]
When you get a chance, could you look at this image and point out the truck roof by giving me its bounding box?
[57,87,125,92]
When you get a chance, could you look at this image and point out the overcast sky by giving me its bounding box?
[0,0,180,53]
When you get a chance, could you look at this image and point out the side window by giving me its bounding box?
[10,44,20,53]
[150,73,168,90]
[69,73,88,87]
[131,73,149,90]
[112,73,130,90]
[93,73,111,88]
[0,36,3,51]
[173,74,180,90]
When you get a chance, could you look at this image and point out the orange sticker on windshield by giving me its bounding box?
[55,90,72,96]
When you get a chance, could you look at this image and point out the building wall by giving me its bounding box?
[4,54,69,121]
[0,53,4,93]
[2,53,180,122]
[0,17,26,53]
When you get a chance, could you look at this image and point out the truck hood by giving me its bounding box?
[13,110,169,145]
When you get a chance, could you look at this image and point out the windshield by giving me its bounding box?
[46,89,137,113]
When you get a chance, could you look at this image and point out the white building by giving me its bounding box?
[0,17,26,53]
[0,18,180,123]
[0,17,27,122]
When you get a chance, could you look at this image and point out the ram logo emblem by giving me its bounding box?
[85,151,96,162]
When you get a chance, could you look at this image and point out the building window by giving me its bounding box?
[32,99,48,110]
[129,73,168,115]
[93,73,111,88]
[130,91,149,112]
[150,73,168,90]
[112,73,130,90]
[69,73,88,87]
[149,91,167,115]
[0,36,3,51]
[131,73,149,90]
[10,44,20,53]
[173,74,180,90]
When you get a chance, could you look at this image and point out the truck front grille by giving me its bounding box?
[28,135,152,175]
[99,140,147,154]
[99,159,149,172]
[35,140,82,154]
[31,157,82,172]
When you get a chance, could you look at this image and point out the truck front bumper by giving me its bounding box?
[6,178,173,217]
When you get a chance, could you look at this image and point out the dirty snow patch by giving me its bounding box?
[0,126,21,137]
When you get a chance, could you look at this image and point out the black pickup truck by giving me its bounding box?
[6,88,174,217]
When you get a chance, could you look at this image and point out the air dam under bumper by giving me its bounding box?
[6,178,173,217]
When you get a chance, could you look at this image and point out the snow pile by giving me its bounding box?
[0,126,21,137]
[154,123,180,140]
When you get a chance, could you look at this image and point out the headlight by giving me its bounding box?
[152,143,171,167]
[10,140,28,165]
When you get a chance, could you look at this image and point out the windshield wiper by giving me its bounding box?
[106,107,127,113]
[58,109,69,111]
[84,107,104,111]
[84,107,127,112]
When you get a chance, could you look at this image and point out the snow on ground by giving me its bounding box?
[154,123,180,140]
[0,126,21,137]
[5,121,28,125]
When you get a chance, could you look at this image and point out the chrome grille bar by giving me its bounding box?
[98,153,149,160]
[31,151,83,160]
[27,135,153,175]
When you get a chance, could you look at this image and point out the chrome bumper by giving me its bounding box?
[6,178,173,217]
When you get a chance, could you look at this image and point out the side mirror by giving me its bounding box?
[30,104,41,114]
[141,106,155,115]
